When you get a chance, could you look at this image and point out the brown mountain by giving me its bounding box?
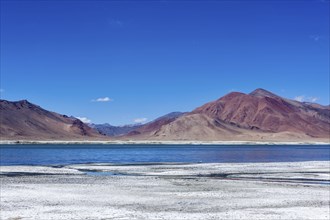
[0,99,102,140]
[127,112,185,136]
[126,89,330,141]
[192,89,329,137]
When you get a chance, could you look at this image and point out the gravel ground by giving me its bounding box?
[1,161,329,220]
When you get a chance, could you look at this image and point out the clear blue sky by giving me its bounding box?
[1,0,329,125]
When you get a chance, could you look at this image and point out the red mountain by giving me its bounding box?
[127,89,329,141]
[192,88,329,137]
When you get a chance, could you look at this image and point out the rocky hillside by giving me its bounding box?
[0,100,102,140]
[125,89,330,141]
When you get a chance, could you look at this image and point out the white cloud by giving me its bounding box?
[92,97,113,102]
[294,95,319,103]
[76,117,91,124]
[310,35,323,42]
[133,118,148,123]
[109,19,124,27]
[309,97,319,102]
[294,95,305,102]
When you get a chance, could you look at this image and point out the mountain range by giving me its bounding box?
[125,89,329,141]
[89,123,142,137]
[1,89,329,142]
[90,112,185,137]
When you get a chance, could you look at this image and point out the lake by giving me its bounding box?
[1,144,329,166]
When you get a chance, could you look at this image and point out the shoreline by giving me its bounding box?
[1,140,329,145]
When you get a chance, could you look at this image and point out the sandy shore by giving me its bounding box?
[1,140,329,145]
[1,161,330,219]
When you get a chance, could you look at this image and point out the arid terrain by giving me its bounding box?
[0,99,103,140]
[125,89,330,142]
[1,89,329,142]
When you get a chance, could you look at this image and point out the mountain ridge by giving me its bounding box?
[125,89,330,141]
[1,88,329,142]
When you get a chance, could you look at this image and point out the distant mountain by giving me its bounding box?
[90,123,142,137]
[127,112,185,136]
[125,89,330,141]
[0,100,102,140]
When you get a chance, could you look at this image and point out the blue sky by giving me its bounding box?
[1,0,329,125]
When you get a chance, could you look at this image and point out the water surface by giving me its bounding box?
[0,144,329,166]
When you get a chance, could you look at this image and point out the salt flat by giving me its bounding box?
[1,162,329,220]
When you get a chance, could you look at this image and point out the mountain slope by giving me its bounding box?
[126,89,330,141]
[0,100,102,140]
[127,112,185,136]
[192,89,329,137]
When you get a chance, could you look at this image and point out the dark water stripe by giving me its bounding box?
[1,144,329,166]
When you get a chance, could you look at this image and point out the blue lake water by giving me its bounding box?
[0,144,329,166]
